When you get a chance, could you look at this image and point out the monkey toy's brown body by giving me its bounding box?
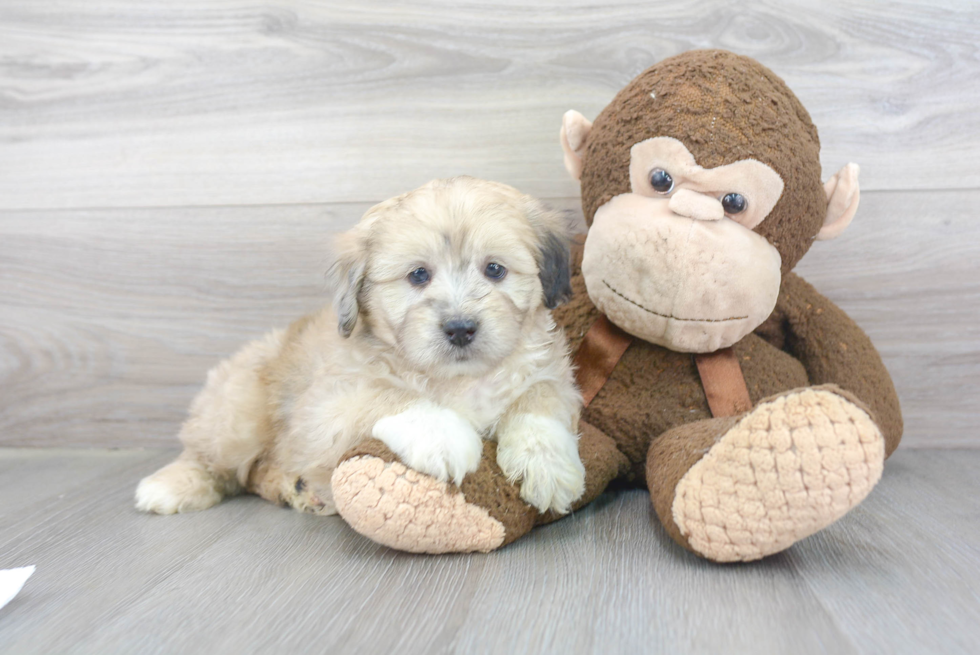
[331,50,903,562]
[550,260,901,561]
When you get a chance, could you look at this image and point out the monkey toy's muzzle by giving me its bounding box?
[582,193,782,353]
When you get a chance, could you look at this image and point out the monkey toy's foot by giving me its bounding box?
[648,385,886,563]
[331,424,629,554]
[331,440,512,553]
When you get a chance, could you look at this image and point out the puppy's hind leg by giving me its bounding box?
[135,453,232,514]
[135,331,283,514]
[246,457,336,515]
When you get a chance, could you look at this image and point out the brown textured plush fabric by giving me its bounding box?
[647,416,741,553]
[558,253,902,444]
[341,438,536,546]
[553,252,814,480]
[335,50,903,561]
[654,384,887,562]
[567,260,898,465]
[572,314,633,408]
[580,49,826,274]
[769,273,904,456]
[339,422,629,545]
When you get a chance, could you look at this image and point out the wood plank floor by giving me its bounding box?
[0,448,977,654]
[1,3,978,653]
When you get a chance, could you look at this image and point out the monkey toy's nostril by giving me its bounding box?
[443,319,478,347]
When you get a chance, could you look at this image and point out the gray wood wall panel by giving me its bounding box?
[1,1,978,210]
[0,1,977,447]
[793,190,980,449]
[1,191,976,448]
[0,204,343,448]
[1,4,977,653]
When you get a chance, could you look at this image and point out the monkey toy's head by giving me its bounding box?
[561,49,860,353]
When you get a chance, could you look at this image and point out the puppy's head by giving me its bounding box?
[327,177,574,377]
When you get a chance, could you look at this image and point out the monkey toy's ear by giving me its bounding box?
[817,163,861,241]
[560,110,593,181]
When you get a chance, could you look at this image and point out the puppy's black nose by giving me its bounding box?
[443,319,478,347]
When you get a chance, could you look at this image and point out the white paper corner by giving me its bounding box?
[0,566,36,611]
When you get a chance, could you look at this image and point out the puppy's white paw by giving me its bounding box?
[136,477,188,515]
[135,459,223,514]
[496,414,586,514]
[372,401,482,485]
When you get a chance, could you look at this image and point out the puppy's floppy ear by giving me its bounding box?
[527,202,574,309]
[326,228,368,337]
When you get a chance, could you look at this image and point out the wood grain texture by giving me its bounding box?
[2,191,976,448]
[793,190,980,448]
[0,448,977,654]
[0,203,348,447]
[786,450,980,654]
[1,1,978,210]
[1,4,976,652]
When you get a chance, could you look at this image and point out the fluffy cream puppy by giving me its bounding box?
[135,177,585,518]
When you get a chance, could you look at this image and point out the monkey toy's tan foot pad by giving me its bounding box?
[658,386,885,563]
[333,427,629,554]
[332,439,519,554]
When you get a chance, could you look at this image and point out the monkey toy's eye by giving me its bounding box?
[649,169,674,194]
[722,193,747,214]
[484,262,507,280]
[408,267,430,285]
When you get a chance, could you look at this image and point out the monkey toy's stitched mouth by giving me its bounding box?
[602,280,747,323]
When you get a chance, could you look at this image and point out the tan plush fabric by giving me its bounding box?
[332,425,630,550]
[818,163,861,240]
[582,192,783,352]
[332,444,507,554]
[553,255,813,471]
[628,137,784,230]
[334,50,903,562]
[671,387,885,562]
[647,415,741,552]
[580,49,826,274]
[335,248,902,560]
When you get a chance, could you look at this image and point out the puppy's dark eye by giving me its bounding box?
[650,169,674,194]
[408,267,430,285]
[722,193,747,214]
[484,262,506,280]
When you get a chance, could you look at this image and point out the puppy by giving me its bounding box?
[135,177,586,518]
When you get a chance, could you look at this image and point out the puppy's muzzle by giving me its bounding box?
[443,318,478,348]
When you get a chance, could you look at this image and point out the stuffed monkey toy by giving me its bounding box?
[330,50,903,562]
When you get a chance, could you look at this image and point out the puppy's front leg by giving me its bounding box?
[372,400,483,485]
[495,385,586,515]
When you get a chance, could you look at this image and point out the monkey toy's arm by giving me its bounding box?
[764,272,903,456]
